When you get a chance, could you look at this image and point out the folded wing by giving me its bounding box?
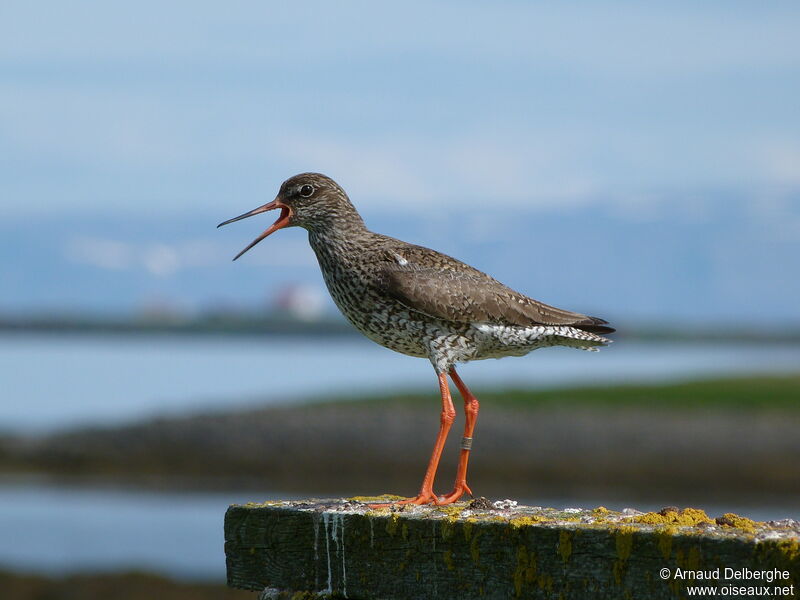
[376,245,614,335]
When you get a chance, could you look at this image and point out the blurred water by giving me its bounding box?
[0,479,796,581]
[0,479,248,580]
[2,334,800,432]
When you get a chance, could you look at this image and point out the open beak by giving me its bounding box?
[217,199,292,260]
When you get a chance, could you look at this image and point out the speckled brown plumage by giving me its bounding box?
[271,173,615,373]
[219,172,614,505]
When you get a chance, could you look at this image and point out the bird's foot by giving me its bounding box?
[367,483,474,508]
[437,481,474,505]
[367,490,441,509]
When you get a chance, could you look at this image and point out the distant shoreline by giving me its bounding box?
[0,314,355,338]
[2,375,798,505]
[0,569,245,599]
[2,314,800,344]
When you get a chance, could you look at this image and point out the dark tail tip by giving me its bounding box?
[577,316,616,335]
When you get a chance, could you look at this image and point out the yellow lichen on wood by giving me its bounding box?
[470,531,481,565]
[513,545,528,597]
[675,545,703,573]
[440,519,457,540]
[613,526,636,585]
[779,539,800,562]
[437,504,467,519]
[756,538,800,576]
[513,545,538,597]
[363,507,387,518]
[243,500,284,508]
[385,513,401,536]
[443,549,455,571]
[656,530,673,560]
[616,527,635,561]
[438,505,468,540]
[508,515,545,528]
[558,530,573,564]
[632,507,712,527]
[463,519,475,541]
[537,573,553,594]
[348,494,404,503]
[716,513,759,533]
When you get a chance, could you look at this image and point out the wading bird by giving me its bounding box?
[218,173,614,506]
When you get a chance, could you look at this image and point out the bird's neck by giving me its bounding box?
[307,211,372,262]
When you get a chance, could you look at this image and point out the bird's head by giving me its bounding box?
[218,172,358,260]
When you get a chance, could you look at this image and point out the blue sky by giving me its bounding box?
[2,2,799,322]
[2,1,799,217]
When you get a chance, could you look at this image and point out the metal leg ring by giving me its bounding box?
[461,436,473,450]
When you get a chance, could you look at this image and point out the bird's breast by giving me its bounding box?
[309,244,424,356]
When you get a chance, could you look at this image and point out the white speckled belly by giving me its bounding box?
[471,323,604,359]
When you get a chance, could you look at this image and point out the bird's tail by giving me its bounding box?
[554,326,613,352]
[573,315,615,335]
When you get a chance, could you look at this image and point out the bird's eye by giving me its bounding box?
[299,184,314,197]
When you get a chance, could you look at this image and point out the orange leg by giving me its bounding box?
[369,372,455,507]
[438,367,479,504]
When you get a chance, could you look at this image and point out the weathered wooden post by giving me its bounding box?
[225,498,799,599]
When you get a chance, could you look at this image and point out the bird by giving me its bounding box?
[218,173,614,506]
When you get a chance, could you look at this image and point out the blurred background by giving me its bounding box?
[1,1,799,598]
